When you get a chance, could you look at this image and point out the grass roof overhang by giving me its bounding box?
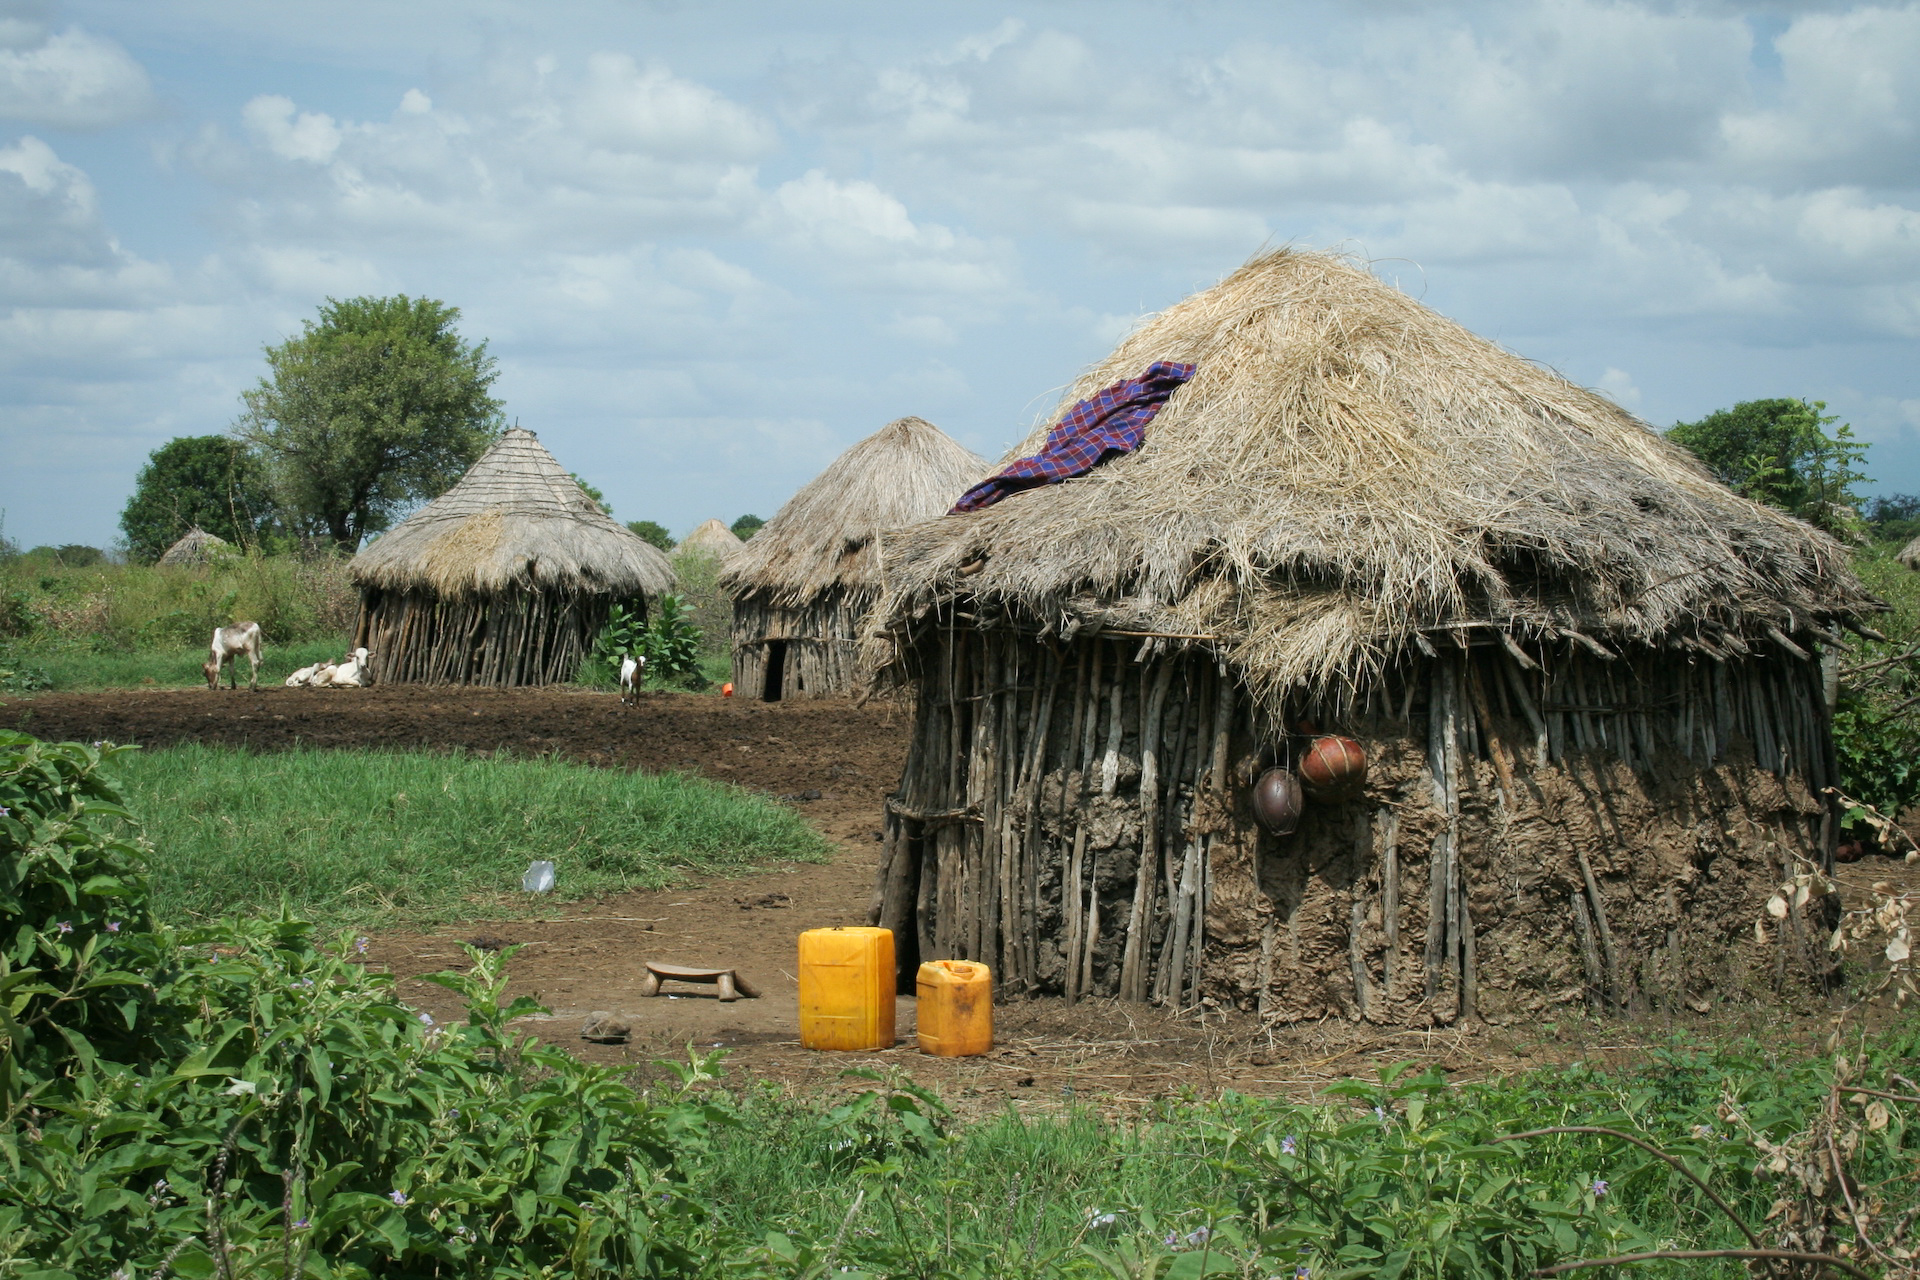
[349,427,675,600]
[864,250,1880,708]
[723,416,987,608]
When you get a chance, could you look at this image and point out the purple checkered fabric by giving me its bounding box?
[949,361,1197,514]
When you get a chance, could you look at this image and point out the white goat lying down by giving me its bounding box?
[204,623,262,690]
[285,647,372,689]
[619,653,646,707]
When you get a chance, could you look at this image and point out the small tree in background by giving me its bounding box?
[570,474,611,515]
[1863,493,1920,546]
[625,520,673,551]
[1665,398,1869,537]
[730,514,765,540]
[236,295,504,552]
[119,435,281,563]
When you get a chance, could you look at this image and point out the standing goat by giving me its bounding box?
[204,623,263,690]
[619,653,647,707]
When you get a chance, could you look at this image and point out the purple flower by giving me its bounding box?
[418,1012,434,1026]
[355,936,369,955]
[1373,1104,1388,1123]
[1591,1179,1609,1199]
[293,1218,309,1230]
[1281,1135,1297,1155]
[56,921,72,934]
[0,805,10,817]
[90,740,104,749]
[1185,1227,1211,1246]
[1164,1231,1179,1248]
[388,1190,407,1206]
[447,1108,459,1119]
[106,921,120,932]
[1296,1268,1312,1280]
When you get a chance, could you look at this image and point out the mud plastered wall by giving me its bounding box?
[877,629,1835,1022]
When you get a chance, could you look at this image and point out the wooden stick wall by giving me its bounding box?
[353,587,619,686]
[730,591,871,699]
[875,620,1837,1014]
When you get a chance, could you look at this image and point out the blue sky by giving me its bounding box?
[1,0,1916,549]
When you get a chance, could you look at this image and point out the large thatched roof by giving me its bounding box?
[723,416,987,605]
[350,427,674,598]
[867,249,1877,707]
[157,526,230,567]
[677,518,743,559]
[1900,535,1920,571]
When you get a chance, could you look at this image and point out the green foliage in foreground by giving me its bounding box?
[5,729,1916,1278]
[116,743,832,925]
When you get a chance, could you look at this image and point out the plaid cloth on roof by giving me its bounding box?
[949,360,1196,514]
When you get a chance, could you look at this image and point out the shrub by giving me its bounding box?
[0,729,731,1277]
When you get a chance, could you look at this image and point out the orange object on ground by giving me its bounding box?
[915,959,993,1056]
[798,927,895,1051]
[722,682,734,697]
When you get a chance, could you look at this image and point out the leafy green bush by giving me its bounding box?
[590,596,708,690]
[0,729,731,1277]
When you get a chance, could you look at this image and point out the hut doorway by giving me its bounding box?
[762,640,787,701]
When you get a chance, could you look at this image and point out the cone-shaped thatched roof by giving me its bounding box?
[723,416,987,605]
[1900,535,1920,571]
[350,427,674,598]
[157,526,230,567]
[677,518,743,558]
[868,249,1877,708]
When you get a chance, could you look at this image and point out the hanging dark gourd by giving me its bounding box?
[1252,767,1304,834]
[1300,735,1367,800]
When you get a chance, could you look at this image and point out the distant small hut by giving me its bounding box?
[864,250,1880,1023]
[157,527,230,567]
[1899,535,1920,571]
[678,519,744,559]
[723,416,985,701]
[350,427,673,686]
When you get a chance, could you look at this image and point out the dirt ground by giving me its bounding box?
[12,686,1916,1116]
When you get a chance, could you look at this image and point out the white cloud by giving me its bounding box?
[0,25,150,129]
[241,95,342,164]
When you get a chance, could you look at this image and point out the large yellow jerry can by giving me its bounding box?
[916,959,993,1057]
[797,927,896,1051]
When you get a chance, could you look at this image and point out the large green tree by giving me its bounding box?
[119,435,281,563]
[1665,397,1869,536]
[236,296,504,551]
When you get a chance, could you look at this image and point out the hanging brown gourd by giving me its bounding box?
[1299,735,1367,800]
[1252,767,1304,834]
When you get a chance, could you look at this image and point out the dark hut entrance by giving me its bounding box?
[761,640,788,701]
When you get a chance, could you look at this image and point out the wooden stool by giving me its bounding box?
[638,962,761,1002]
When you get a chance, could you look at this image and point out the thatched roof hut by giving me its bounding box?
[723,416,985,700]
[157,526,230,567]
[350,427,673,685]
[1899,535,1920,571]
[678,519,743,559]
[864,249,1879,1023]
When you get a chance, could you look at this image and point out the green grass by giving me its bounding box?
[682,1021,1920,1278]
[113,743,833,925]
[4,635,349,690]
